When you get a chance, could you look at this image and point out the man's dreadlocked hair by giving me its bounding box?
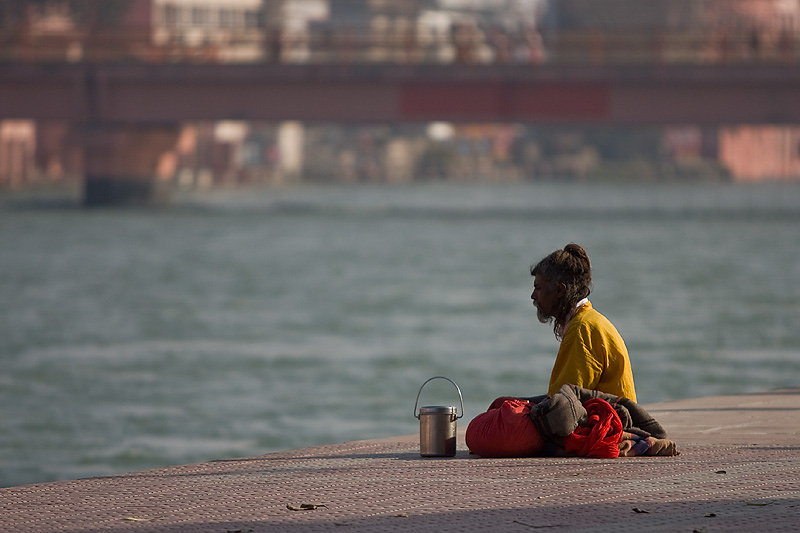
[531,243,593,338]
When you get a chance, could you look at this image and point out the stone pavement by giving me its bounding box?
[1,389,798,532]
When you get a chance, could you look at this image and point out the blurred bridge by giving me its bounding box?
[4,60,800,204]
[4,0,800,205]
[2,62,800,125]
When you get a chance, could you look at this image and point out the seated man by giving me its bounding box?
[531,244,637,401]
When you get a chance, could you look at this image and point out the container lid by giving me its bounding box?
[419,405,457,415]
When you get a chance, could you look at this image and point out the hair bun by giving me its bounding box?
[564,243,587,258]
[563,243,590,271]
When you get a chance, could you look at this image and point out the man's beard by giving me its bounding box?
[535,303,553,325]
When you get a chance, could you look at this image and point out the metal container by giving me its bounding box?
[413,376,463,457]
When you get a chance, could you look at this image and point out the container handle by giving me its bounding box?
[413,376,464,420]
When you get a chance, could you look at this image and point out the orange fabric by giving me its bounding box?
[466,398,545,458]
[563,398,623,458]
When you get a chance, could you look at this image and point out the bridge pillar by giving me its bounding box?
[82,122,180,207]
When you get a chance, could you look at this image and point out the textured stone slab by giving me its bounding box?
[2,389,798,532]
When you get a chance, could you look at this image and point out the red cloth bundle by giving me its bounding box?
[466,398,545,458]
[563,398,623,458]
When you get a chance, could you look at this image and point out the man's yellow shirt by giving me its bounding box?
[547,301,638,402]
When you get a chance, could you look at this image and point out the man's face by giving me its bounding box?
[531,274,561,323]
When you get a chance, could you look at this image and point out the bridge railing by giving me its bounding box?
[1,24,798,67]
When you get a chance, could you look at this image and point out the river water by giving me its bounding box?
[1,180,799,487]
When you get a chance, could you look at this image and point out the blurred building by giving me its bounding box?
[151,0,263,62]
[719,126,800,181]
[0,121,36,187]
[0,0,153,62]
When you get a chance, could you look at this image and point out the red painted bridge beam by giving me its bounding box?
[1,63,800,125]
[399,80,609,122]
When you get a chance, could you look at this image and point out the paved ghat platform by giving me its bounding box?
[2,389,798,532]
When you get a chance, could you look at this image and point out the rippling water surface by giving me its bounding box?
[1,181,799,487]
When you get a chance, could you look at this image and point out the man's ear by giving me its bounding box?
[557,282,567,296]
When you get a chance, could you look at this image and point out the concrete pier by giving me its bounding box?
[1,389,798,532]
[81,123,179,207]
